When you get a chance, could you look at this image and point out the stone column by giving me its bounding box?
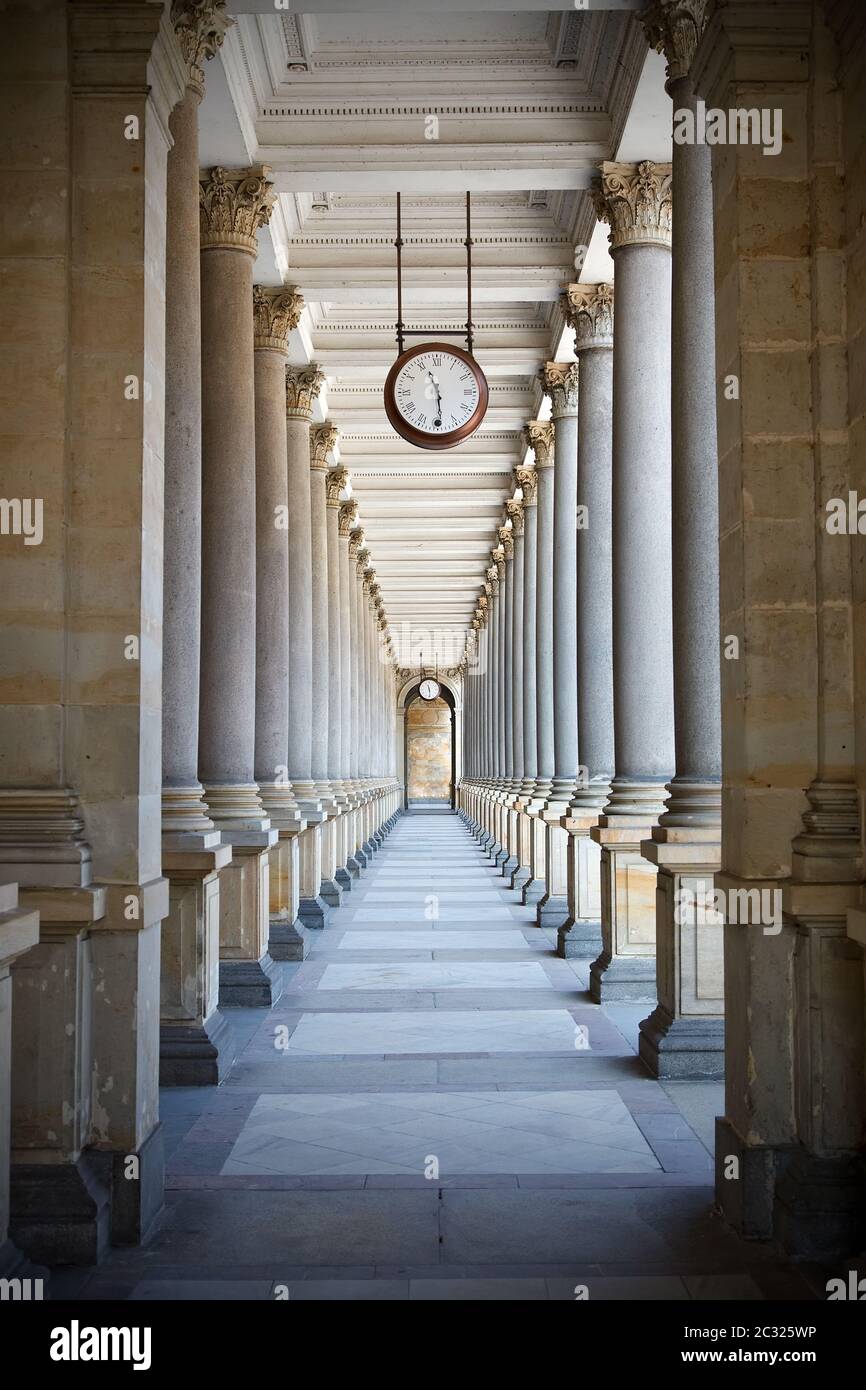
[347,524,366,860]
[538,363,580,928]
[526,422,556,906]
[199,167,279,1006]
[285,367,331,929]
[513,466,538,893]
[253,287,310,966]
[493,531,512,868]
[0,886,39,1277]
[485,558,501,851]
[310,423,342,906]
[160,1,234,1084]
[337,500,361,884]
[558,285,615,960]
[691,0,866,1251]
[638,2,724,1077]
[589,160,675,1000]
[2,5,180,1260]
[503,499,525,879]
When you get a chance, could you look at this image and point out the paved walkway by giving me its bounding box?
[55,811,815,1302]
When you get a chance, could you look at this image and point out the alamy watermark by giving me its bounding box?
[0,497,43,545]
[675,881,782,935]
[674,101,783,157]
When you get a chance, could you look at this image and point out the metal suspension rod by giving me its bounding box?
[395,191,405,355]
[465,190,474,356]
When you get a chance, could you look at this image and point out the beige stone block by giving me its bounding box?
[848,323,866,423]
[0,705,63,784]
[0,81,67,169]
[738,259,810,345]
[718,521,744,620]
[0,9,68,82]
[0,341,67,435]
[846,237,866,339]
[742,517,814,607]
[813,165,846,251]
[721,786,807,878]
[742,609,817,699]
[0,623,64,704]
[0,171,69,258]
[741,438,813,521]
[69,352,144,442]
[0,257,67,352]
[740,347,812,436]
[735,92,808,181]
[738,178,810,259]
[67,524,142,618]
[71,99,150,181]
[70,266,144,352]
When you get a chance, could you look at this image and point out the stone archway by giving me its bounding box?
[406,693,453,806]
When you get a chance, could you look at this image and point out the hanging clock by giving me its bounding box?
[385,192,488,451]
[384,343,488,451]
[419,677,441,701]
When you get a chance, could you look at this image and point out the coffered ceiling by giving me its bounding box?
[206,4,669,667]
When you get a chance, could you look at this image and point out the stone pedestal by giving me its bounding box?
[160,839,235,1084]
[298,821,331,929]
[590,820,659,1001]
[216,837,281,1006]
[558,810,604,958]
[0,886,40,1278]
[638,835,724,1076]
[267,829,309,961]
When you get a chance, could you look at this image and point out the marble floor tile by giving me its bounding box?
[335,931,530,950]
[284,1009,582,1055]
[317,962,552,991]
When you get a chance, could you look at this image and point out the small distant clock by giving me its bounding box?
[384,342,488,451]
[419,678,441,701]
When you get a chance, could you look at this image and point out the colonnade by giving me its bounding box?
[0,1,398,1270]
[459,0,866,1257]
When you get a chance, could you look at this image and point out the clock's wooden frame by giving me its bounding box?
[384,341,488,451]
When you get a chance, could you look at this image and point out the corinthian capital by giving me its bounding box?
[199,167,275,254]
[540,361,579,418]
[513,465,537,505]
[592,161,672,251]
[562,283,614,351]
[172,0,233,96]
[326,466,349,507]
[348,527,365,559]
[339,499,359,536]
[640,0,711,88]
[356,546,370,576]
[523,420,555,469]
[498,525,514,559]
[310,421,339,470]
[486,565,499,592]
[286,365,324,420]
[505,497,524,536]
[253,285,304,352]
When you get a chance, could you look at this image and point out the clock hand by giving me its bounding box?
[427,371,443,425]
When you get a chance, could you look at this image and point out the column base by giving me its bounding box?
[714,1117,777,1241]
[160,1008,236,1086]
[346,855,363,878]
[10,1155,111,1267]
[501,854,519,878]
[298,894,332,930]
[773,1149,866,1259]
[521,878,545,906]
[638,1005,725,1079]
[0,1237,48,1286]
[536,893,569,929]
[589,949,657,1003]
[335,866,353,891]
[268,918,310,961]
[355,847,369,869]
[320,877,343,907]
[557,918,603,959]
[510,865,531,892]
[219,952,282,1007]
[105,1124,165,1248]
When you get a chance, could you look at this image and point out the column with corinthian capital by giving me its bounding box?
[285,366,331,929]
[502,497,525,879]
[493,529,513,869]
[557,284,614,961]
[310,422,342,907]
[523,422,555,906]
[589,160,675,1001]
[160,1,233,1084]
[512,465,538,893]
[538,363,580,928]
[253,287,309,962]
[341,510,363,875]
[199,167,278,1005]
[327,467,354,891]
[638,1,723,1077]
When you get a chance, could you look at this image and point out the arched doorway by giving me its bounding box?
[404,686,455,809]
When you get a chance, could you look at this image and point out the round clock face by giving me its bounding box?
[384,342,488,451]
[419,679,441,701]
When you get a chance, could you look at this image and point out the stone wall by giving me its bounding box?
[406,697,452,802]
